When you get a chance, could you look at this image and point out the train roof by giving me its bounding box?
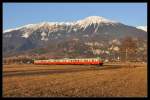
[34,57,102,61]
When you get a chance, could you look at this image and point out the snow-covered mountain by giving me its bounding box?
[3,16,147,57]
[136,26,147,32]
[3,16,118,35]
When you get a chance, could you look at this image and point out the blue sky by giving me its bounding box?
[3,3,147,30]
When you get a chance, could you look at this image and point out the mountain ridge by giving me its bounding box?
[3,16,119,33]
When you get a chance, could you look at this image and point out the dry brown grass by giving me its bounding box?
[3,64,147,97]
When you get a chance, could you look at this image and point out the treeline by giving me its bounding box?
[3,58,33,64]
[3,56,50,65]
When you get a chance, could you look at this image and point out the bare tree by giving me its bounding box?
[120,36,137,62]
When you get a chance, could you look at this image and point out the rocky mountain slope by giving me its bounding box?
[3,16,147,60]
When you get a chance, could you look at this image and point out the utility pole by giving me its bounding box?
[125,48,128,63]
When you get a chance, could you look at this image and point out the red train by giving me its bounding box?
[34,57,103,65]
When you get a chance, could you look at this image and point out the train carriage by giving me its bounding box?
[34,57,103,66]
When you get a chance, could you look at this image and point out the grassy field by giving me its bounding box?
[3,63,147,97]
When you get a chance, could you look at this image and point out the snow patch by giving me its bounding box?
[73,28,77,32]
[94,24,99,33]
[41,32,48,41]
[76,16,118,29]
[136,26,147,32]
[22,33,29,38]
